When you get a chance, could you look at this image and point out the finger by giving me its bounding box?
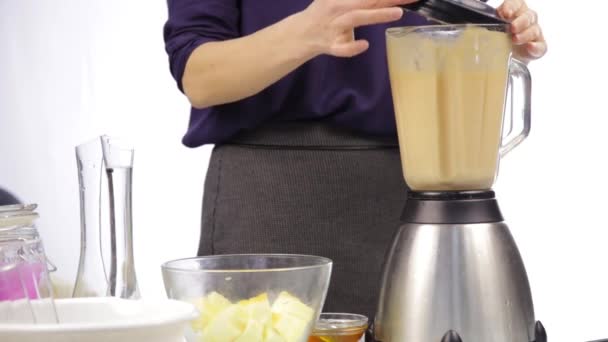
[336,0,415,13]
[334,7,404,30]
[363,0,418,9]
[510,9,537,34]
[330,40,370,57]
[497,0,525,20]
[335,29,356,44]
[526,41,547,59]
[513,24,542,45]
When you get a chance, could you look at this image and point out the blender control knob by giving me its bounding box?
[441,330,463,342]
[535,321,547,342]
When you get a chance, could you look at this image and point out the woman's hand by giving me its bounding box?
[178,0,417,108]
[497,0,547,62]
[299,0,418,58]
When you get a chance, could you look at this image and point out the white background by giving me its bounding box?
[0,0,606,341]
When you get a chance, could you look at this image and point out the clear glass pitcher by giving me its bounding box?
[72,136,140,299]
[386,24,531,191]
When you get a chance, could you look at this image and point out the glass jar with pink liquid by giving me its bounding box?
[0,204,58,323]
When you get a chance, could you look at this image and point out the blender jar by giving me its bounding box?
[386,24,531,191]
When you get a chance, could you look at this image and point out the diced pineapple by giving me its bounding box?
[189,291,313,342]
[272,314,312,342]
[264,326,287,342]
[235,319,264,342]
[271,292,314,342]
[241,293,272,326]
[271,292,314,321]
[190,292,232,332]
[203,304,247,342]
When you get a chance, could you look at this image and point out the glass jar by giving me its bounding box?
[309,313,368,342]
[0,204,58,323]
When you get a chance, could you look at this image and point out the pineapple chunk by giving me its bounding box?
[264,326,287,342]
[203,304,247,342]
[272,315,311,342]
[190,292,232,332]
[271,292,314,321]
[271,292,314,342]
[240,293,272,327]
[235,319,264,342]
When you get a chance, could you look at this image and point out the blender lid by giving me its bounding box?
[402,0,507,24]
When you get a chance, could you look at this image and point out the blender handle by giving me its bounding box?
[500,58,531,157]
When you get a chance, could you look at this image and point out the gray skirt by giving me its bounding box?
[199,122,407,318]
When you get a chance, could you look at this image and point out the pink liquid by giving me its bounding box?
[0,262,46,301]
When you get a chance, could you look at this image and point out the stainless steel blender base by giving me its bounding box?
[368,321,546,342]
[374,191,543,342]
[438,321,546,342]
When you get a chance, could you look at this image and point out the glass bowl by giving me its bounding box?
[161,254,332,342]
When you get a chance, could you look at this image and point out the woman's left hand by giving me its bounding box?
[497,0,547,62]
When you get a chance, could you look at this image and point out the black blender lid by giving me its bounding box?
[402,0,507,24]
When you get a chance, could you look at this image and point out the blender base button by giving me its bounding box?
[441,330,463,342]
[535,320,547,342]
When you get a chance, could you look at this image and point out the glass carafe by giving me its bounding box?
[386,24,531,191]
[72,136,140,299]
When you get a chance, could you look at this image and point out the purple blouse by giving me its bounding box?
[164,0,429,147]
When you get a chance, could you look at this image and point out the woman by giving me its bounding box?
[163,0,547,318]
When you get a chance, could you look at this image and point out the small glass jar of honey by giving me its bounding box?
[309,313,368,342]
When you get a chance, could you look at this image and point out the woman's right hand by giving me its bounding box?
[298,0,418,58]
[177,0,417,108]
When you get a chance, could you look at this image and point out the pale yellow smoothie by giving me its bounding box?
[387,26,512,191]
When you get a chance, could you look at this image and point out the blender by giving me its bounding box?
[373,6,546,342]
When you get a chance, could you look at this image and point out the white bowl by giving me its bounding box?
[0,297,198,342]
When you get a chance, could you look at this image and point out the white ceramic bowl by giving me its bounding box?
[0,297,198,342]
